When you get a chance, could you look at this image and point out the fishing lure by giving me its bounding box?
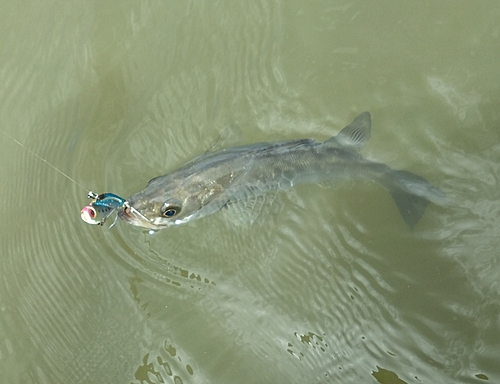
[81,192,126,226]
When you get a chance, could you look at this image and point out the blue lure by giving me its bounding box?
[81,191,126,226]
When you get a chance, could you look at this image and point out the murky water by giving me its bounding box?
[1,1,499,383]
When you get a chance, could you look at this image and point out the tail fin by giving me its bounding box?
[383,169,445,228]
[388,183,431,228]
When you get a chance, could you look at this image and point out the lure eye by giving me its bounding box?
[81,205,98,224]
[161,204,180,218]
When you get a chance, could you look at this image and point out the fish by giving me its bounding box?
[118,112,446,230]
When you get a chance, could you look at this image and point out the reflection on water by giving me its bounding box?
[1,0,499,383]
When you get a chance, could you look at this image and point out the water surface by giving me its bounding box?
[1,1,499,383]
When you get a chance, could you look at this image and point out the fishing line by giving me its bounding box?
[1,129,134,228]
[1,128,89,192]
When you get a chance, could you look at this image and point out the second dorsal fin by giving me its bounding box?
[325,112,371,150]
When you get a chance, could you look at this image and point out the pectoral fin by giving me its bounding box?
[223,192,279,227]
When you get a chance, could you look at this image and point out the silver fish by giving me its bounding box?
[119,112,445,230]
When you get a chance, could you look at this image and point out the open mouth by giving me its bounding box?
[117,207,132,221]
[118,203,160,229]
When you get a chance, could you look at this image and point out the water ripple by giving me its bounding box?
[1,1,500,383]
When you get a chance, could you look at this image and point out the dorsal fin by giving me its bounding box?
[205,124,242,154]
[325,112,371,150]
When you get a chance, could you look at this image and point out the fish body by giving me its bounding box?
[119,113,445,230]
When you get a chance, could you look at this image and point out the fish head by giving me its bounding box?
[118,175,227,230]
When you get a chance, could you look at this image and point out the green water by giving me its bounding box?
[1,1,499,383]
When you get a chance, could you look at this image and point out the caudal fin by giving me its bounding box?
[388,185,431,228]
[384,169,445,228]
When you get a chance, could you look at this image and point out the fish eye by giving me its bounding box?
[161,204,181,218]
[165,209,176,217]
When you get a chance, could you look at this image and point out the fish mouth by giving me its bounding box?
[118,203,163,230]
